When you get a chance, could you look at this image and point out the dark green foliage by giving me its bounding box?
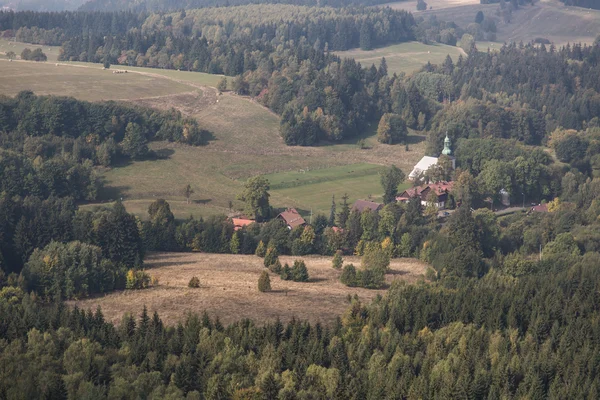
[416,0,427,10]
[22,241,125,299]
[555,134,589,163]
[380,165,406,204]
[279,260,309,282]
[340,264,357,286]
[377,113,408,144]
[258,270,271,292]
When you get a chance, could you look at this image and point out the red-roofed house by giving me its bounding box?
[231,218,255,231]
[531,203,549,213]
[397,181,454,209]
[352,200,384,213]
[277,208,306,230]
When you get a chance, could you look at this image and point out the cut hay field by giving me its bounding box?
[68,252,429,326]
[2,59,426,220]
[385,0,600,46]
[0,60,193,101]
[335,41,465,74]
[0,38,61,61]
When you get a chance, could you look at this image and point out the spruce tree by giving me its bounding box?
[258,271,271,292]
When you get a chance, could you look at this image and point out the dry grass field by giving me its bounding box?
[385,0,600,46]
[69,252,429,326]
[0,38,61,61]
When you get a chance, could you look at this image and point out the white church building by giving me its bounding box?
[409,134,455,181]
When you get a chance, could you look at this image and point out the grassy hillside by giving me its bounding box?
[385,0,600,46]
[335,41,465,75]
[0,38,61,61]
[2,59,426,220]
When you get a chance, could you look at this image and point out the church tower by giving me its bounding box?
[442,133,452,156]
[441,133,456,170]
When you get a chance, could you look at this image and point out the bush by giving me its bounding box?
[188,276,201,288]
[332,251,343,269]
[258,271,271,292]
[126,269,154,290]
[340,264,358,287]
[255,241,266,257]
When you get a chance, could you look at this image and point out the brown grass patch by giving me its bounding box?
[68,252,428,326]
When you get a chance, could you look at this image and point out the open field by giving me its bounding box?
[385,0,600,46]
[264,164,411,213]
[68,252,429,326]
[0,60,193,101]
[336,41,465,74]
[0,38,61,61]
[1,59,426,219]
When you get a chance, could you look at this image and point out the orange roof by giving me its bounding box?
[531,204,549,213]
[232,218,255,230]
[277,208,306,229]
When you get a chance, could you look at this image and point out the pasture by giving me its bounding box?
[385,0,600,46]
[0,60,193,101]
[68,252,429,326]
[335,41,465,75]
[0,38,61,61]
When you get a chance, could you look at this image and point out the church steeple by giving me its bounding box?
[442,133,452,156]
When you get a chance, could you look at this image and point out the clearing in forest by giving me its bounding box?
[68,252,429,326]
[335,41,465,75]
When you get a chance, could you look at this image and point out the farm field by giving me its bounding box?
[335,41,465,74]
[1,59,426,219]
[385,0,600,46]
[68,252,429,326]
[0,38,61,61]
[264,164,411,214]
[0,60,193,101]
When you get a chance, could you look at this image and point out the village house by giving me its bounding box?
[352,199,384,213]
[231,218,255,231]
[397,181,455,209]
[277,208,306,230]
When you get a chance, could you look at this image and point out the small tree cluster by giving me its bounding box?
[280,260,309,282]
[126,269,156,290]
[264,246,279,268]
[20,48,47,61]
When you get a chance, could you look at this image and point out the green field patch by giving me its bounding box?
[335,41,464,75]
[0,38,61,61]
[264,163,385,190]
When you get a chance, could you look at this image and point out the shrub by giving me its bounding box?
[340,264,358,287]
[188,276,200,288]
[332,251,343,269]
[264,246,279,268]
[255,241,266,257]
[126,269,154,290]
[258,271,271,292]
[292,260,309,282]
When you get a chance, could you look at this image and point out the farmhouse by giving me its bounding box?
[397,181,454,209]
[277,208,306,230]
[352,199,384,213]
[409,134,455,180]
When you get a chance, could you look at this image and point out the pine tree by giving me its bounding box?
[328,195,336,227]
[255,241,266,257]
[258,271,271,292]
[230,231,240,254]
[337,194,350,229]
[332,251,343,269]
